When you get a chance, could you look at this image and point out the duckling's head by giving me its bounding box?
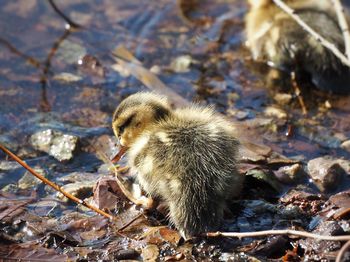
[112,92,172,147]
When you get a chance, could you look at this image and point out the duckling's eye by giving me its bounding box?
[118,114,134,135]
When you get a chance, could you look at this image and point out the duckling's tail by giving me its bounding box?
[168,183,225,239]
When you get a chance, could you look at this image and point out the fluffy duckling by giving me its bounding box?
[246,0,350,93]
[112,92,244,239]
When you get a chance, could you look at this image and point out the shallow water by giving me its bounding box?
[0,0,350,260]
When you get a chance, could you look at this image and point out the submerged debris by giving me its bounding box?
[18,167,48,190]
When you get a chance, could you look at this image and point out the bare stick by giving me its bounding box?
[272,0,350,67]
[291,72,307,115]
[48,0,82,29]
[0,144,114,221]
[206,229,350,241]
[331,0,350,59]
[336,240,350,262]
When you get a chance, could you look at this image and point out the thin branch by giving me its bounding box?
[336,240,350,262]
[291,72,307,115]
[0,38,42,69]
[272,0,350,67]
[331,0,350,59]
[48,0,82,29]
[206,229,350,241]
[0,144,114,221]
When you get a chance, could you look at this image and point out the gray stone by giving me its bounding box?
[30,129,78,162]
[56,181,95,202]
[264,106,287,119]
[0,160,21,171]
[307,156,346,192]
[57,172,99,183]
[274,163,306,184]
[274,93,292,104]
[18,167,48,189]
[341,140,350,153]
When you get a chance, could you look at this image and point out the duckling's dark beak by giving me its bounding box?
[111,146,128,163]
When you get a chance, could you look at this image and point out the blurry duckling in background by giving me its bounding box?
[112,92,244,239]
[246,0,350,94]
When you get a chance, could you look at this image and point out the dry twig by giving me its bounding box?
[206,229,350,241]
[272,0,350,67]
[336,240,350,262]
[0,144,114,221]
[290,72,307,115]
[48,0,82,29]
[331,0,350,59]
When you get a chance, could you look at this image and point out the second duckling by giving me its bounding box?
[246,0,350,93]
[112,92,244,239]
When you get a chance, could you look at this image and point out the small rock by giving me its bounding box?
[53,72,82,82]
[57,181,95,202]
[227,109,254,120]
[170,55,193,73]
[280,188,325,215]
[279,204,303,219]
[57,39,87,64]
[142,244,159,262]
[299,221,344,257]
[239,142,272,162]
[307,156,346,192]
[274,164,306,184]
[30,129,78,162]
[264,106,287,119]
[2,183,18,193]
[274,93,292,104]
[0,135,18,153]
[150,65,161,74]
[111,63,130,77]
[112,249,140,260]
[245,117,274,129]
[341,140,350,153]
[18,167,48,189]
[0,161,21,171]
[57,172,99,183]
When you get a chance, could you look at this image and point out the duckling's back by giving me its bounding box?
[129,106,243,238]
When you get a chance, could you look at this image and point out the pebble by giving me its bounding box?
[274,164,306,184]
[273,93,292,105]
[56,181,95,202]
[264,106,287,119]
[340,140,350,153]
[53,72,82,83]
[307,156,347,192]
[18,167,48,189]
[170,55,193,73]
[30,129,78,162]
